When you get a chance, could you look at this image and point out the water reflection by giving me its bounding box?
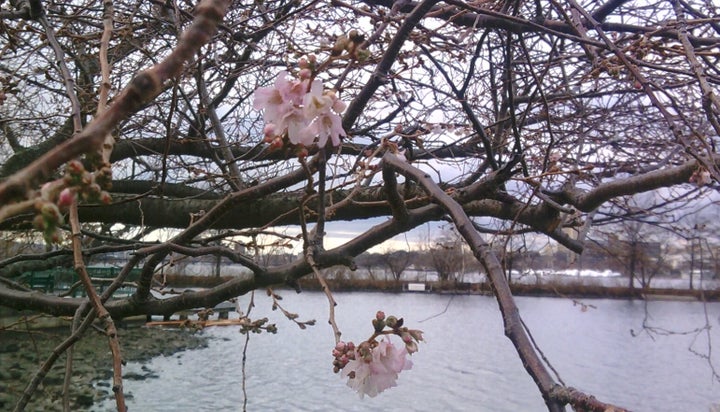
[96,293,720,411]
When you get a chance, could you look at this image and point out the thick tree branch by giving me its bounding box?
[380,152,628,412]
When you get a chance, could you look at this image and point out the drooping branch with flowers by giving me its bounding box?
[332,311,423,398]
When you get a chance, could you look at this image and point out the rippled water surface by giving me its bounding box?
[97,293,720,411]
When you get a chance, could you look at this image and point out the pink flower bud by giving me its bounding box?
[263,123,276,138]
[57,188,75,208]
[45,229,62,244]
[66,160,84,176]
[298,68,312,80]
[409,329,424,342]
[99,191,112,205]
[40,202,61,222]
[270,137,283,150]
[376,311,385,321]
[297,147,309,159]
[81,171,93,185]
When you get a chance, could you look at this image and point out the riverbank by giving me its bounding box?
[0,319,209,411]
[158,274,720,301]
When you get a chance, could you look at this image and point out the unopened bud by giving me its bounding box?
[99,191,112,205]
[96,166,113,189]
[45,229,62,244]
[356,49,371,62]
[270,137,283,150]
[66,160,84,176]
[32,214,46,230]
[297,147,308,159]
[372,318,385,333]
[87,183,102,197]
[40,202,61,222]
[332,35,348,56]
[57,188,75,208]
[81,171,93,186]
[298,68,312,80]
[409,329,424,342]
[263,123,277,138]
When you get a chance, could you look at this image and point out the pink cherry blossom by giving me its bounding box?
[253,71,308,136]
[341,338,412,398]
[299,80,346,147]
[255,71,347,148]
[283,108,311,145]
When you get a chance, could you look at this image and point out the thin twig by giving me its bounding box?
[241,290,255,412]
[96,0,116,165]
[69,201,126,410]
[307,253,342,343]
[38,9,83,134]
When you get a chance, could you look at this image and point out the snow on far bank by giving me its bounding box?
[168,263,719,290]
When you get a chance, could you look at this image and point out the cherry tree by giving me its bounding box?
[0,0,718,410]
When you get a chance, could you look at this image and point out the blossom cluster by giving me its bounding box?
[253,63,347,151]
[33,160,112,243]
[332,311,424,398]
[689,167,712,187]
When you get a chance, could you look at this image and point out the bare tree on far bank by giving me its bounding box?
[381,249,412,283]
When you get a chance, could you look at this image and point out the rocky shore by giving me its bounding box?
[0,320,209,411]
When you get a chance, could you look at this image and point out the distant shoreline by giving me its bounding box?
[158,274,720,302]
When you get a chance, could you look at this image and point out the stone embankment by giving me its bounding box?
[0,320,209,411]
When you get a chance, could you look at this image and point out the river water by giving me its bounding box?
[95,292,720,411]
